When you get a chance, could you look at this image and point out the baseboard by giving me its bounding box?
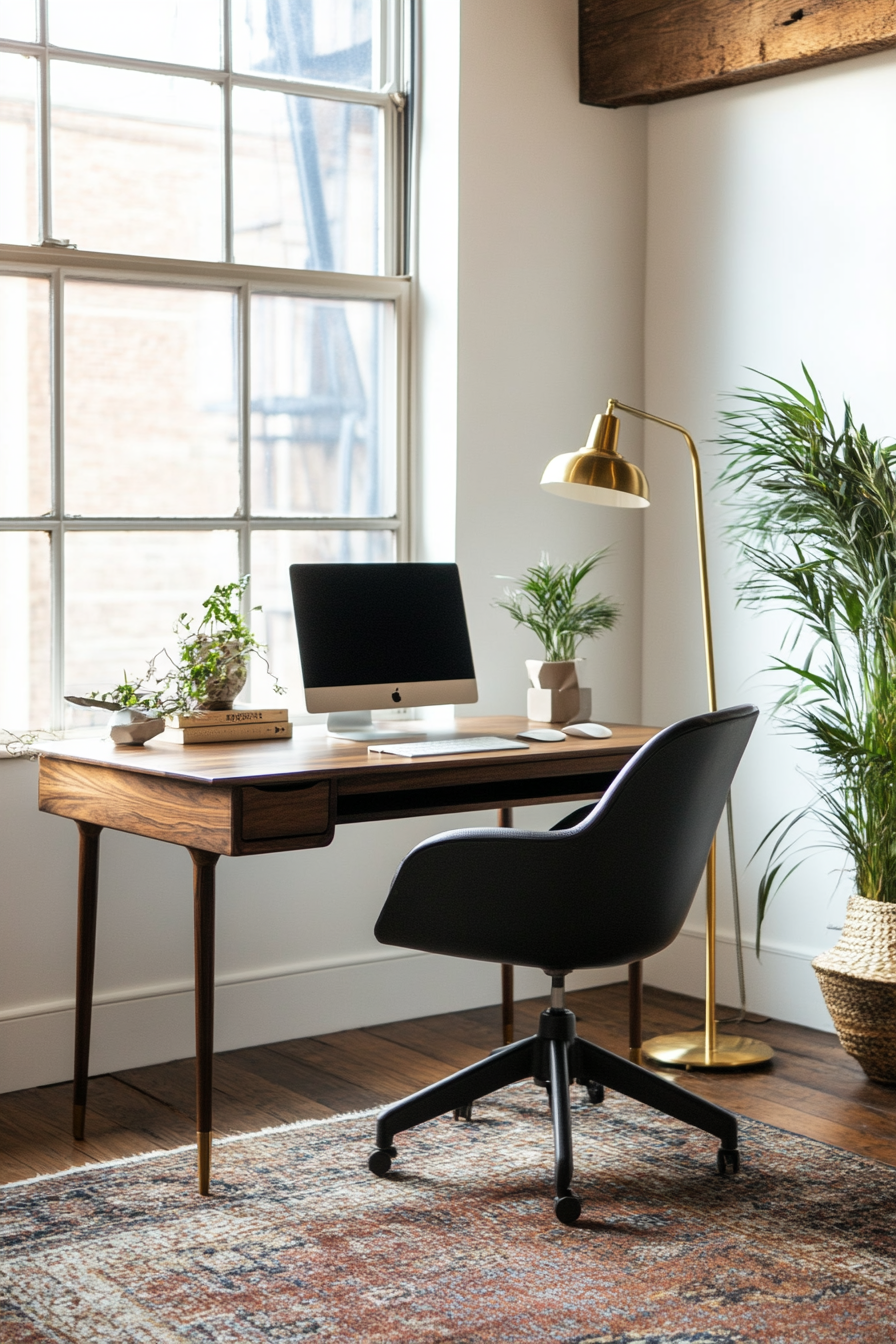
[0,923,837,1095]
[645,926,834,1034]
[0,953,620,1095]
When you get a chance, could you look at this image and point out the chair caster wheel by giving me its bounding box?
[717,1147,740,1175]
[453,1103,473,1121]
[368,1147,395,1176]
[585,1081,604,1104]
[553,1191,582,1225]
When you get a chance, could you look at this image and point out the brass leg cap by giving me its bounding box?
[197,1131,212,1195]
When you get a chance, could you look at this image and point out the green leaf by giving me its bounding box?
[494,551,620,661]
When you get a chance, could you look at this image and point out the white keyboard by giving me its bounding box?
[368,736,529,758]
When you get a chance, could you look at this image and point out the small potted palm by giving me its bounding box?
[719,369,896,1082]
[496,551,620,724]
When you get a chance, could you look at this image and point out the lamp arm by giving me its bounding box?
[607,399,717,714]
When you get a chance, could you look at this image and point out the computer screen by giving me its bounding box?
[290,563,478,723]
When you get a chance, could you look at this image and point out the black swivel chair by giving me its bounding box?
[367,705,759,1224]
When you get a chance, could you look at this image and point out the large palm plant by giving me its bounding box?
[718,369,896,949]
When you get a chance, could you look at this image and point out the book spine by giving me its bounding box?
[166,708,288,728]
[163,722,294,744]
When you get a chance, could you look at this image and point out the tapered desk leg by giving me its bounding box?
[629,960,643,1064]
[498,807,514,1045]
[189,848,219,1196]
[73,821,102,1140]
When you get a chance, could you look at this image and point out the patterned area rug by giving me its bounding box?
[1,1082,895,1343]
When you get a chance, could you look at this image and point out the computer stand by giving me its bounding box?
[326,711,428,743]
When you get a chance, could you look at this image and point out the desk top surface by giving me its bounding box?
[38,717,658,787]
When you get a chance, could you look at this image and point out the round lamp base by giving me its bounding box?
[642,1030,774,1071]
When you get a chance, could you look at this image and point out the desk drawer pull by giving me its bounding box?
[241,782,330,840]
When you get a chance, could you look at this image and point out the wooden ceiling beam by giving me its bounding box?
[580,1,896,108]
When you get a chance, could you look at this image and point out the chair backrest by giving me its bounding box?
[375,705,758,971]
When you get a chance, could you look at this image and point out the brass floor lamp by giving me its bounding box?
[541,399,772,1070]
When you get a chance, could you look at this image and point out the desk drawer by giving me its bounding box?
[241,781,331,840]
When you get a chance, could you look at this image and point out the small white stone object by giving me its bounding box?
[108,708,165,745]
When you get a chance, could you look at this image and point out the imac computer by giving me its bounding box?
[289,562,479,741]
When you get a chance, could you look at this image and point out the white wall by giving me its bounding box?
[454,1,646,725]
[0,0,649,1093]
[642,49,896,1028]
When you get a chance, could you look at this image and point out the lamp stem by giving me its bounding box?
[607,400,770,1070]
[611,402,717,1060]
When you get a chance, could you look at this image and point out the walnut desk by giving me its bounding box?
[38,716,655,1193]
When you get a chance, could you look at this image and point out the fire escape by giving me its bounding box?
[251,0,379,552]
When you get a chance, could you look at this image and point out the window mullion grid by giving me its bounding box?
[382,95,394,277]
[239,279,252,620]
[394,279,410,563]
[50,265,64,729]
[37,0,50,242]
[1,0,408,730]
[375,0,386,90]
[0,37,395,109]
[0,515,400,532]
[222,0,234,265]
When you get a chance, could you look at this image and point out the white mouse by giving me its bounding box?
[563,722,613,739]
[517,728,567,742]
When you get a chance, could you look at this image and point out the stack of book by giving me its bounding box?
[163,706,292,744]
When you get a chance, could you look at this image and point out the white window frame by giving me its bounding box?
[0,1,412,733]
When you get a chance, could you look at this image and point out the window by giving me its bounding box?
[0,0,410,731]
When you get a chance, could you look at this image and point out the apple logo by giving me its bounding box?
[392,688,402,703]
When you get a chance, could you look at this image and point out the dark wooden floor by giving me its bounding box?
[1,981,895,1185]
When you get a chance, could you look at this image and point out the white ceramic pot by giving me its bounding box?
[191,638,249,711]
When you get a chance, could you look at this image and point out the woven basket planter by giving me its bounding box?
[812,895,896,1084]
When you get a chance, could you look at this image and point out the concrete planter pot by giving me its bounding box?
[813,895,896,1084]
[525,659,592,725]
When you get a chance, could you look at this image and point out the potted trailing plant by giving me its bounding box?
[496,551,620,723]
[718,369,896,1082]
[171,577,281,711]
[67,577,284,742]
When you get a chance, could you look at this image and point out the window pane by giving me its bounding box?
[0,54,38,245]
[64,530,239,728]
[51,61,223,260]
[0,275,50,517]
[248,528,394,707]
[233,88,381,274]
[0,531,50,731]
[251,294,394,517]
[233,0,377,90]
[49,0,221,69]
[0,0,34,41]
[64,281,239,518]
